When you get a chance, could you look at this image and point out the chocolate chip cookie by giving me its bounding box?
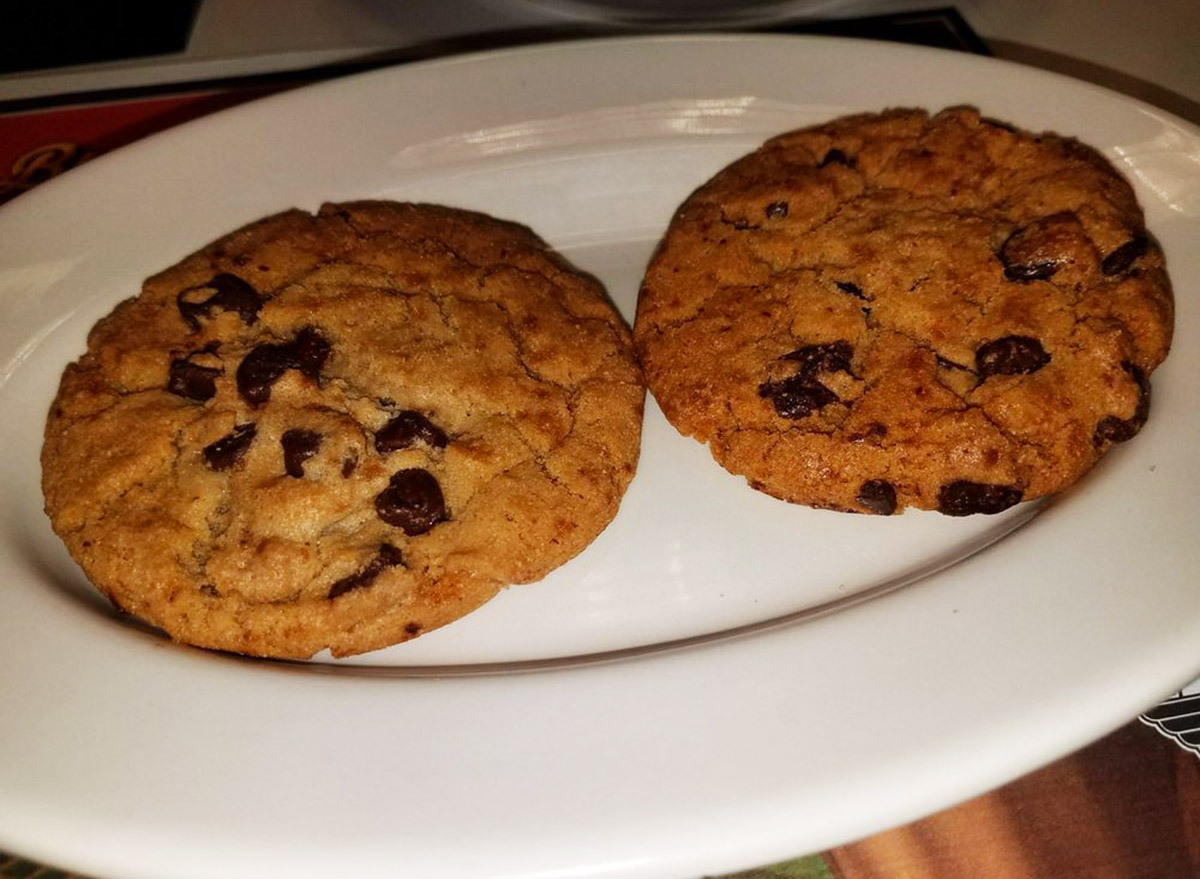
[43,202,644,657]
[635,107,1173,515]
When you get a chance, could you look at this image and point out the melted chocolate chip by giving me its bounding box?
[1101,235,1148,276]
[937,480,1023,516]
[999,224,1062,282]
[236,327,331,406]
[281,429,321,478]
[760,340,854,419]
[404,622,423,636]
[341,456,358,478]
[975,336,1051,379]
[375,411,449,454]
[288,327,332,379]
[378,544,404,568]
[1094,415,1140,445]
[835,281,867,300]
[765,200,789,219]
[203,423,257,471]
[177,273,263,330]
[1093,362,1151,446]
[820,148,853,168]
[781,340,854,376]
[759,375,838,419]
[328,544,404,599]
[167,358,222,401]
[1002,257,1059,282]
[237,349,289,407]
[857,479,898,515]
[375,468,447,535]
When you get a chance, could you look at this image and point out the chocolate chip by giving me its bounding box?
[237,349,288,407]
[1093,362,1151,446]
[1101,235,1148,276]
[835,281,867,300]
[765,200,789,219]
[781,340,854,376]
[1002,257,1058,282]
[281,429,321,478]
[1094,416,1139,445]
[404,622,422,635]
[375,468,447,535]
[177,273,263,330]
[937,480,1023,516]
[341,456,358,478]
[820,148,853,168]
[375,411,449,453]
[760,340,853,419]
[857,479,898,515]
[999,222,1063,282]
[378,543,404,567]
[203,423,256,471]
[167,358,222,401]
[328,544,404,599]
[759,375,838,419]
[975,336,1051,379]
[288,327,331,380]
[236,327,330,406]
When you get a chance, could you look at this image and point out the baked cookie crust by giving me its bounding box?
[635,107,1173,516]
[43,202,644,657]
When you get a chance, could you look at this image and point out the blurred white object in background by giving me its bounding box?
[496,0,928,26]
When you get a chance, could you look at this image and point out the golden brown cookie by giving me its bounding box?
[43,202,644,658]
[635,107,1173,515]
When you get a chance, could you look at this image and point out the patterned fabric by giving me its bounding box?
[1,851,90,879]
[1141,689,1200,757]
[717,854,834,878]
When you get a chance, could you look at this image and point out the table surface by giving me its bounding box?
[2,3,1198,879]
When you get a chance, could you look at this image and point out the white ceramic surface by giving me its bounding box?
[1,35,1198,879]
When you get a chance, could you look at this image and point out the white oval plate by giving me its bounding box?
[1,34,1199,879]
